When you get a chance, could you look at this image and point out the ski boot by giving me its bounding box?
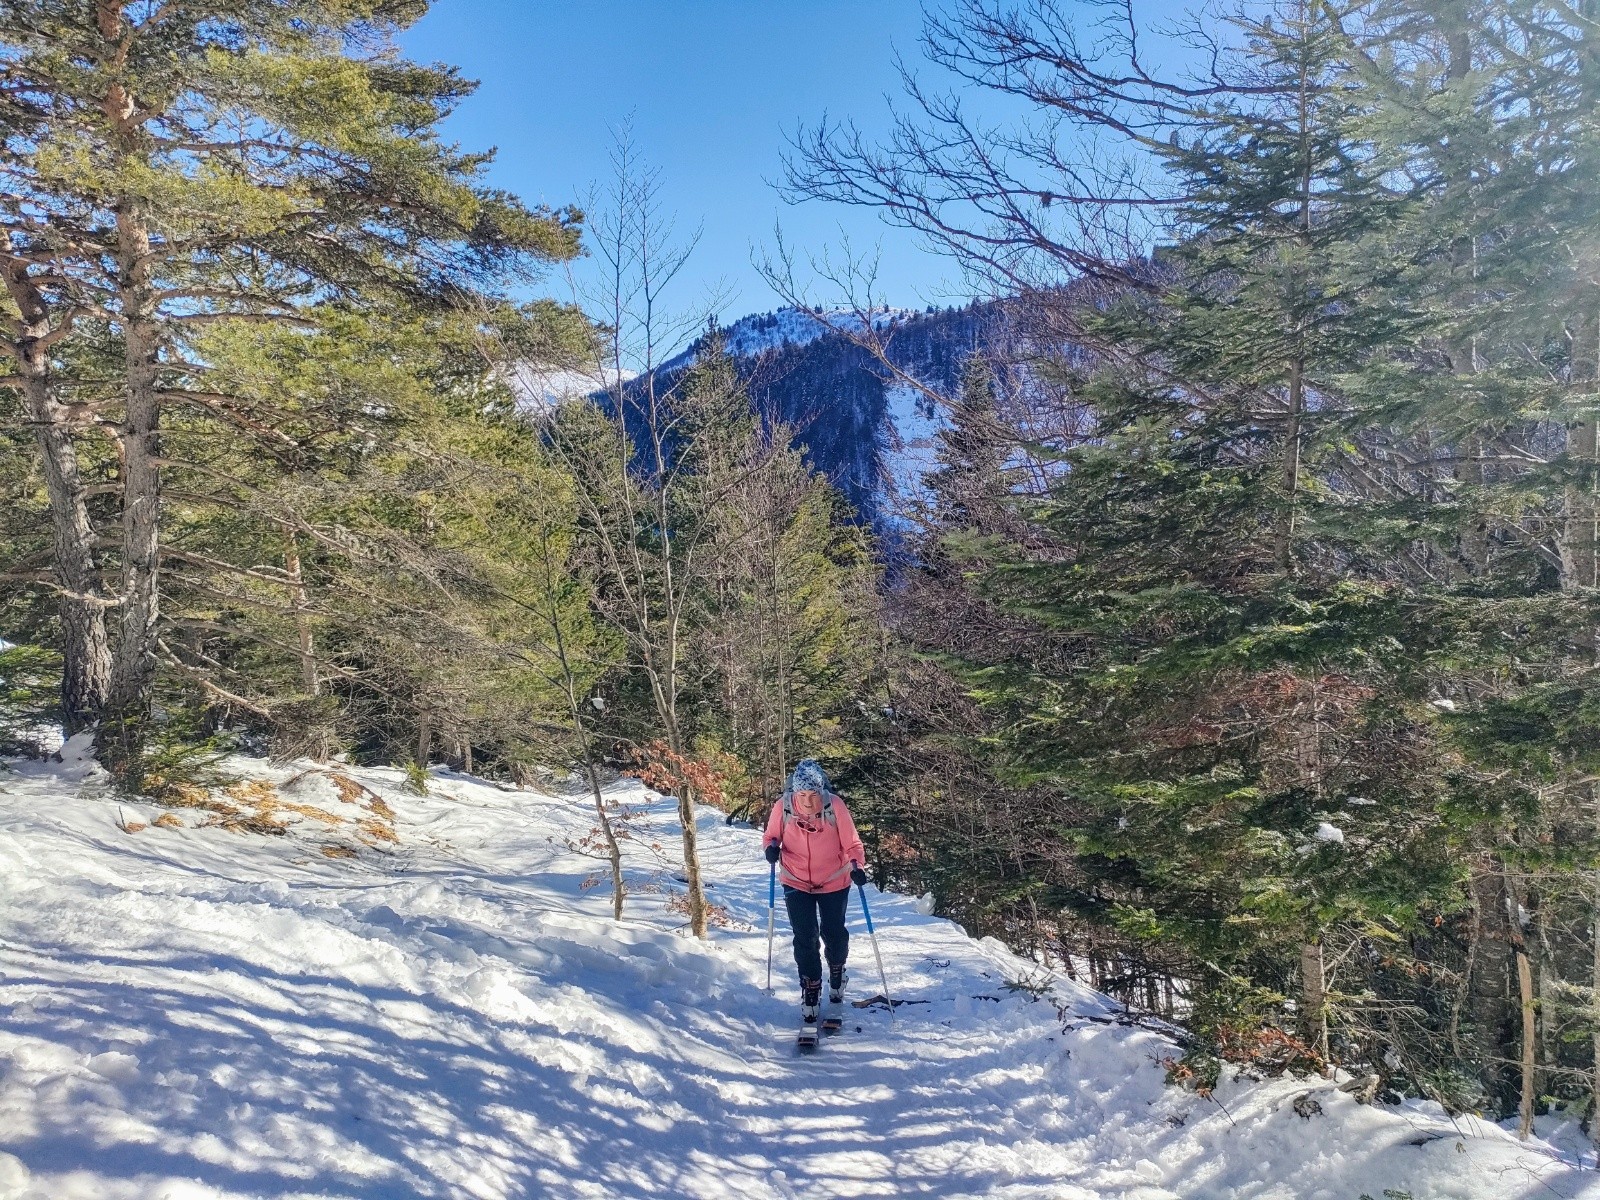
[828,964,848,1005]
[800,976,822,1024]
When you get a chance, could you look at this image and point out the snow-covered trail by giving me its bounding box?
[0,740,1592,1200]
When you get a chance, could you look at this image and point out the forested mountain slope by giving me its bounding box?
[510,304,1001,524]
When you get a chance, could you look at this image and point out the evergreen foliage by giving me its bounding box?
[13,0,1600,1136]
[786,0,1600,1127]
[0,0,581,776]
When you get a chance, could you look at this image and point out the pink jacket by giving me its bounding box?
[764,793,866,894]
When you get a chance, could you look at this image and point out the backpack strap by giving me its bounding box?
[780,788,837,828]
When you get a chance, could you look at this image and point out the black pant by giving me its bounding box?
[784,884,850,982]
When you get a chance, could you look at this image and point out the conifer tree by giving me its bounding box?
[0,0,580,772]
[693,416,879,818]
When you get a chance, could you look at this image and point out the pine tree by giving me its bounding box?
[0,1,580,773]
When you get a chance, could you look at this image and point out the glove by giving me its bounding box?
[764,842,781,864]
[850,866,869,887]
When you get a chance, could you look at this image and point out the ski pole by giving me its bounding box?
[765,860,777,993]
[857,881,894,1025]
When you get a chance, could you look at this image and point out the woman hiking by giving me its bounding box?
[763,759,868,1024]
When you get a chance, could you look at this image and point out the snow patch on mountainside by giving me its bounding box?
[877,382,946,520]
[501,363,631,413]
[1,737,1591,1199]
[719,306,916,359]
[656,305,920,371]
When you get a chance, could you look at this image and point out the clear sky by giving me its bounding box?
[398,0,983,324]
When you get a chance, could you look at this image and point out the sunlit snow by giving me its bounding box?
[0,737,1591,1199]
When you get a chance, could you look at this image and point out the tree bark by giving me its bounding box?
[1502,860,1538,1140]
[669,735,710,938]
[646,655,708,937]
[1449,874,1482,1062]
[99,229,162,762]
[584,754,625,922]
[27,388,110,729]
[283,533,319,696]
[3,266,111,729]
[1277,356,1305,571]
[1536,903,1558,1100]
[96,3,164,768]
[1299,938,1330,1072]
[416,711,432,769]
[1591,873,1600,1159]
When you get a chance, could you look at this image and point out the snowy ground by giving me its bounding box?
[0,738,1594,1200]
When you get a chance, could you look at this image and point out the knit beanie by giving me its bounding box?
[789,759,828,795]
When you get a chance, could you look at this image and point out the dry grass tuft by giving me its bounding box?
[325,772,399,845]
[162,782,226,810]
[226,780,280,807]
[665,891,737,928]
[330,773,368,804]
[272,800,343,826]
[357,819,398,844]
[202,812,289,836]
[145,769,398,853]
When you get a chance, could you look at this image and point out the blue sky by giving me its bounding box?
[398,0,986,322]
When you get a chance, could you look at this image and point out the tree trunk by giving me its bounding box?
[96,7,164,770]
[100,288,162,763]
[1591,872,1600,1159]
[1561,311,1600,602]
[0,261,112,730]
[1277,356,1305,570]
[1562,411,1599,595]
[1299,938,1330,1072]
[1450,875,1483,1062]
[675,782,709,936]
[654,686,709,938]
[1536,904,1558,1100]
[17,357,110,729]
[1502,860,1538,1140]
[584,753,625,922]
[666,725,709,939]
[283,533,319,696]
[1514,937,1537,1140]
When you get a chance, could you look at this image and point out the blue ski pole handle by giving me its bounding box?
[769,861,777,908]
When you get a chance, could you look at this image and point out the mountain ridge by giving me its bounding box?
[659,301,1001,523]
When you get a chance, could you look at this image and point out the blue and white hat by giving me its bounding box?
[789,759,829,795]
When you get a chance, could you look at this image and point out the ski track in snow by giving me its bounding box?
[0,737,1592,1199]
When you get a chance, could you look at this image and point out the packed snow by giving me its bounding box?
[1,736,1594,1199]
